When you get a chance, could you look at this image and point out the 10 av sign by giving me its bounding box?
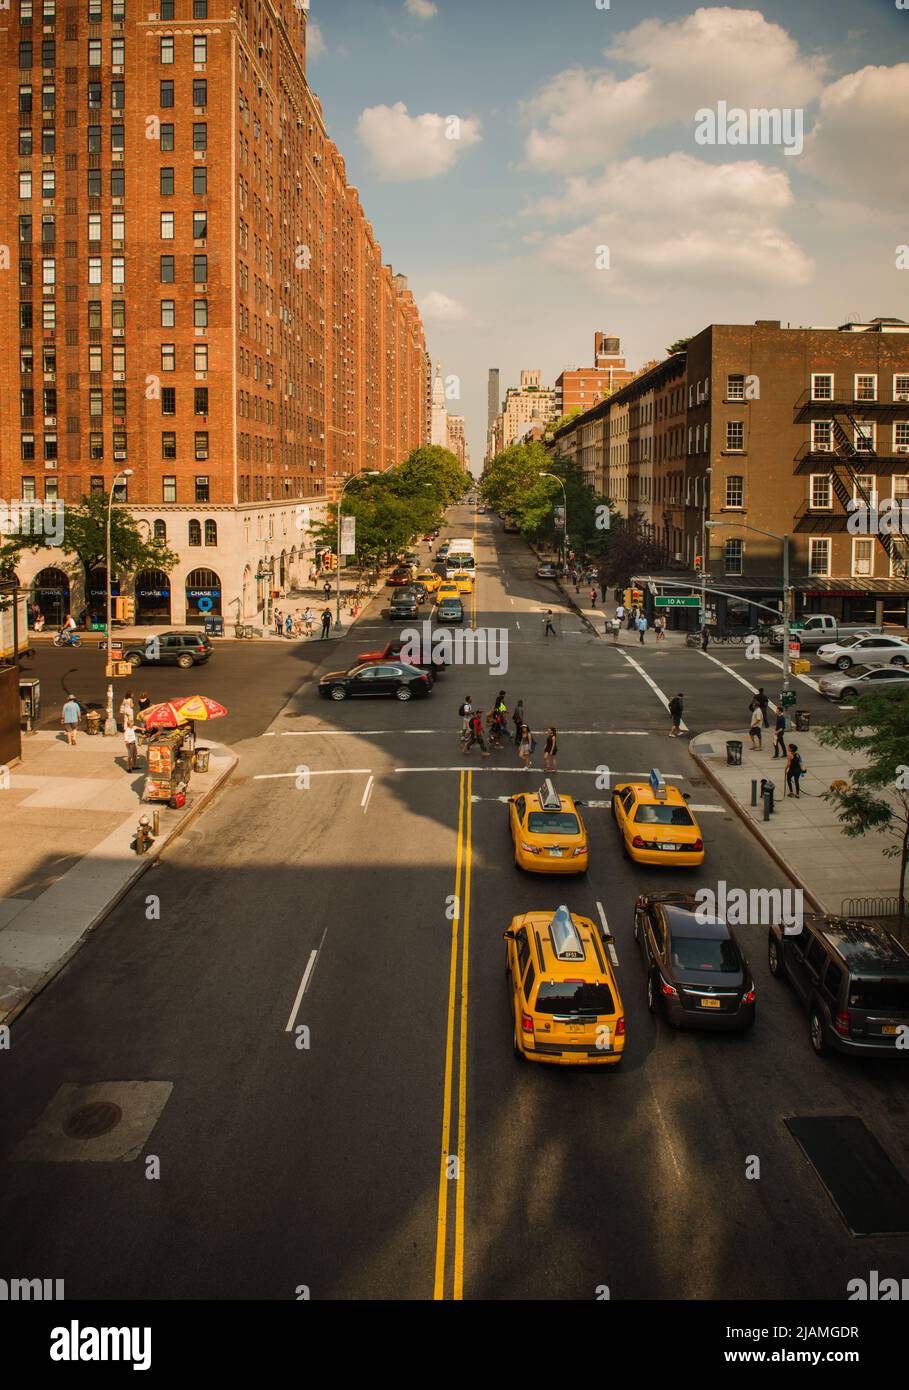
[654,595,700,608]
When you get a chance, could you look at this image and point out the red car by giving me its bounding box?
[387,567,415,587]
[356,639,445,675]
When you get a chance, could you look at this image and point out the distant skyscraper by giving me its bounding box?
[487,369,500,430]
[431,362,449,447]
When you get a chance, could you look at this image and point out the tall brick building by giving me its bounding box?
[1,0,428,627]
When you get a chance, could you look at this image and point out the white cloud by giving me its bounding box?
[421,291,468,322]
[533,153,814,287]
[356,103,480,181]
[405,0,438,17]
[801,64,909,210]
[307,20,326,58]
[524,7,827,171]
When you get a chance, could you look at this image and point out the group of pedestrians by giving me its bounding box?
[458,693,557,772]
[608,603,659,643]
[747,689,805,797]
[60,688,151,771]
[273,606,333,639]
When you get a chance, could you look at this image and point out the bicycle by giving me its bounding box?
[53,629,81,647]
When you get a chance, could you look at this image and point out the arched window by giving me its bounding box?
[153,518,167,542]
[204,519,217,546]
[188,519,202,546]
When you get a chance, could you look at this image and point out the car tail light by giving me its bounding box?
[632,835,645,849]
[521,1013,534,1034]
[520,841,541,854]
[659,975,678,999]
[742,988,755,1005]
[834,1010,851,1036]
[572,845,587,856]
[616,1016,625,1036]
[419,674,429,684]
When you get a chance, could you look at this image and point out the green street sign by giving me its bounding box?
[654,595,700,608]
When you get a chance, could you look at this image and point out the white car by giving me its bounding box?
[817,664,909,701]
[816,634,909,671]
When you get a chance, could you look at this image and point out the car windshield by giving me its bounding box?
[535,980,615,1016]
[634,804,694,825]
[527,811,580,835]
[670,936,741,972]
[836,635,861,648]
[848,979,909,1012]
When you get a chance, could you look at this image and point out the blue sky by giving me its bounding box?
[307,0,909,471]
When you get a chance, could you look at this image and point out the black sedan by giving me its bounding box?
[318,661,433,702]
[634,893,755,1031]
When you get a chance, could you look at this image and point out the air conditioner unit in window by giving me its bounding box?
[897,393,909,402]
[113,449,127,460]
[814,442,832,452]
[895,445,909,454]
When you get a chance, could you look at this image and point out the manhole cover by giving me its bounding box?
[63,1101,122,1139]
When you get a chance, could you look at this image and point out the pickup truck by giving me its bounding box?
[768,613,881,649]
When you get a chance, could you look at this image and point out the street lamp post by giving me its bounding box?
[699,467,712,632]
[540,472,568,567]
[705,520,793,694]
[104,467,133,736]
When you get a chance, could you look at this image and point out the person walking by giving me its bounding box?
[668,692,684,737]
[749,703,763,750]
[785,743,804,797]
[654,615,666,642]
[119,690,135,729]
[61,694,81,746]
[323,579,332,603]
[512,698,525,745]
[543,610,556,639]
[284,612,294,639]
[755,686,770,728]
[637,613,648,644]
[123,720,139,772]
[615,602,625,627]
[772,709,787,758]
[589,586,597,609]
[627,607,637,632]
[303,606,315,636]
[320,606,332,639]
[273,608,283,636]
[700,624,710,652]
[609,614,620,642]
[518,724,534,771]
[459,696,473,741]
[463,710,490,757]
[543,726,558,772]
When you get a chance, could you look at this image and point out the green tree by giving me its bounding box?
[666,337,691,355]
[481,443,610,558]
[817,687,909,920]
[596,512,665,589]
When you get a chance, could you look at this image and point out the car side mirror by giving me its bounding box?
[682,792,691,801]
[503,930,516,941]
[574,800,584,807]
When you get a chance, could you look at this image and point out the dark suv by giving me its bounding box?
[123,631,213,670]
[768,916,909,1057]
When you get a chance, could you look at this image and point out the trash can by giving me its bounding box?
[193,747,210,773]
[795,710,811,732]
[726,740,743,766]
[85,709,102,736]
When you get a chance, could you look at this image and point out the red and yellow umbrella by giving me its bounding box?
[138,700,187,729]
[170,695,227,721]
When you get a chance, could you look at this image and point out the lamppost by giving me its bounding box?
[335,471,380,633]
[705,520,793,694]
[699,466,712,631]
[104,467,133,736]
[255,558,274,629]
[540,472,568,567]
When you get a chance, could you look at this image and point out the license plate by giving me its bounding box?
[567,1024,583,1033]
[662,843,679,851]
[700,997,721,1009]
[882,1024,900,1036]
[549,848,564,857]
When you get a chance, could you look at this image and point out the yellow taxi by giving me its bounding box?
[508,780,589,873]
[505,906,625,1065]
[416,569,441,594]
[450,571,474,595]
[611,770,704,867]
[436,582,460,604]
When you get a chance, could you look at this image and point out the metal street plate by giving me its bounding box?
[654,595,700,607]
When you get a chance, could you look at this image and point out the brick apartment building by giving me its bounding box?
[1,0,428,628]
[551,317,909,629]
[554,332,635,419]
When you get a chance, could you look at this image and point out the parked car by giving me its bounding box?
[817,634,909,670]
[634,892,755,1031]
[768,916,909,1057]
[817,664,909,700]
[769,613,881,649]
[536,562,559,579]
[318,661,433,702]
[123,631,212,670]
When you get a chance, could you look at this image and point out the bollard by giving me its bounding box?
[751,779,758,807]
[761,778,775,820]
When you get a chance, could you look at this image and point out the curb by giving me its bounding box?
[1,746,239,1028]
[688,740,826,913]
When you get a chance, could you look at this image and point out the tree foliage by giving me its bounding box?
[666,337,691,355]
[481,442,611,557]
[0,494,178,589]
[596,511,666,588]
[816,687,909,919]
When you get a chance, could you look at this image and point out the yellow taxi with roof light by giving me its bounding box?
[451,571,474,595]
[611,770,704,866]
[504,906,625,1065]
[416,569,441,594]
[508,780,589,873]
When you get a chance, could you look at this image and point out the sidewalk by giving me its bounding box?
[0,729,236,1024]
[690,727,901,917]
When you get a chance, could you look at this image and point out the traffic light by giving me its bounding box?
[631,588,643,606]
[694,554,702,574]
[114,596,135,622]
[326,551,337,571]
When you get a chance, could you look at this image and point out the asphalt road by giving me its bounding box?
[1,507,906,1301]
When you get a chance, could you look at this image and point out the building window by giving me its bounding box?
[18,171,32,200]
[110,168,125,198]
[160,123,174,151]
[112,255,124,285]
[160,255,174,283]
[160,79,174,108]
[193,211,207,239]
[195,431,209,459]
[188,519,202,546]
[87,124,101,154]
[195,476,210,502]
[161,343,175,372]
[160,166,175,196]
[723,538,743,575]
[162,431,177,459]
[42,170,56,198]
[160,211,174,240]
[88,345,102,372]
[193,254,207,283]
[44,434,58,462]
[725,475,744,508]
[88,256,102,284]
[854,374,877,402]
[160,35,174,64]
[194,387,208,414]
[112,299,125,330]
[726,374,745,401]
[194,344,208,373]
[854,421,876,452]
[160,299,175,328]
[894,423,909,453]
[111,37,125,66]
[811,373,833,401]
[21,477,36,501]
[192,122,207,151]
[809,538,830,576]
[21,434,35,461]
[893,374,909,402]
[163,476,177,503]
[810,474,832,510]
[193,79,207,108]
[811,420,833,452]
[193,165,208,196]
[87,169,101,198]
[193,35,207,63]
[194,0,208,16]
[110,123,124,153]
[89,432,103,460]
[161,387,176,415]
[193,298,208,328]
[725,421,745,451]
[853,473,877,508]
[204,519,217,546]
[111,80,125,111]
[154,518,168,541]
[111,212,125,241]
[88,38,101,67]
[852,539,873,577]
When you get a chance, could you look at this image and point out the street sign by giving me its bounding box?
[788,639,801,659]
[654,595,700,608]
[554,505,565,531]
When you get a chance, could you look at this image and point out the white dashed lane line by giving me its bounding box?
[617,650,689,732]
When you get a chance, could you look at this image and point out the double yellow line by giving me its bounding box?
[433,769,472,1299]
